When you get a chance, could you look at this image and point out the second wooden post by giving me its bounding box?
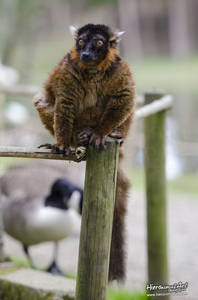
[76,138,119,300]
[144,92,169,300]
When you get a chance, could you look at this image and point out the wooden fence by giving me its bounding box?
[0,84,173,300]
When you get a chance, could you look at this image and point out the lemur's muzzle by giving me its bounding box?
[81,52,93,62]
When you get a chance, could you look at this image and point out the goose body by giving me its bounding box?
[3,201,81,246]
[0,161,84,274]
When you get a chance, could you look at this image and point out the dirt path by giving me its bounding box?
[3,190,198,300]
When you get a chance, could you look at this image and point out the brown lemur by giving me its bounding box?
[33,23,135,282]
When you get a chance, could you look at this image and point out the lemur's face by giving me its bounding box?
[71,24,124,65]
[76,31,109,63]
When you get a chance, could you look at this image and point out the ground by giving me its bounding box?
[3,189,197,300]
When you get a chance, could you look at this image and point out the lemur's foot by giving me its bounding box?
[55,145,75,156]
[38,143,74,156]
[77,127,93,146]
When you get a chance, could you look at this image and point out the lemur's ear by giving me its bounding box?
[109,30,125,48]
[113,30,125,42]
[69,25,78,38]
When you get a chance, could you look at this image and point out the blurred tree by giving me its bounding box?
[168,0,190,58]
[0,0,42,81]
[139,0,158,55]
[0,0,18,65]
[86,0,143,59]
[117,0,143,59]
[16,0,42,82]
[70,0,87,18]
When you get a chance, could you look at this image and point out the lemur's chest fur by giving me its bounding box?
[77,75,106,115]
[80,86,97,112]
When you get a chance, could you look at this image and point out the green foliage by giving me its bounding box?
[107,289,147,300]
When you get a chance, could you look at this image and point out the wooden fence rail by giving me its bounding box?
[0,91,173,300]
[0,146,81,162]
[0,84,40,97]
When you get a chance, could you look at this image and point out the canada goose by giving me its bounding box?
[0,160,85,274]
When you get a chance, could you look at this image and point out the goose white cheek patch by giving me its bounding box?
[68,190,81,213]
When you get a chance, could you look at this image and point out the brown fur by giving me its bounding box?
[33,24,135,281]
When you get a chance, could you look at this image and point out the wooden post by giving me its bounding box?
[0,91,5,262]
[0,201,4,262]
[76,138,119,300]
[144,92,169,299]
[0,92,5,143]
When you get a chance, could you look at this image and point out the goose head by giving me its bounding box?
[44,178,83,214]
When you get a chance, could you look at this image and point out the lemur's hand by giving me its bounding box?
[89,132,106,150]
[77,127,93,146]
[77,128,122,148]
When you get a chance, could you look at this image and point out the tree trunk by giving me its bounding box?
[168,0,190,58]
[1,0,19,65]
[118,0,143,59]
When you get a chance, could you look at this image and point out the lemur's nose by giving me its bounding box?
[81,52,91,62]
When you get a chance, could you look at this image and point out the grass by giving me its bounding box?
[168,171,198,196]
[8,256,146,300]
[0,157,25,171]
[9,255,77,279]
[107,290,147,300]
[130,56,198,94]
[129,167,198,197]
[9,256,32,269]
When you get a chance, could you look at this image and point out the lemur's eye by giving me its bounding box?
[97,40,103,47]
[78,39,84,46]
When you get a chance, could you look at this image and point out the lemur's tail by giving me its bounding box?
[108,163,130,282]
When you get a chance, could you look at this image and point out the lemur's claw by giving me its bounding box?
[38,143,65,152]
[38,143,55,150]
[89,133,106,150]
[108,132,123,145]
[64,147,73,156]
